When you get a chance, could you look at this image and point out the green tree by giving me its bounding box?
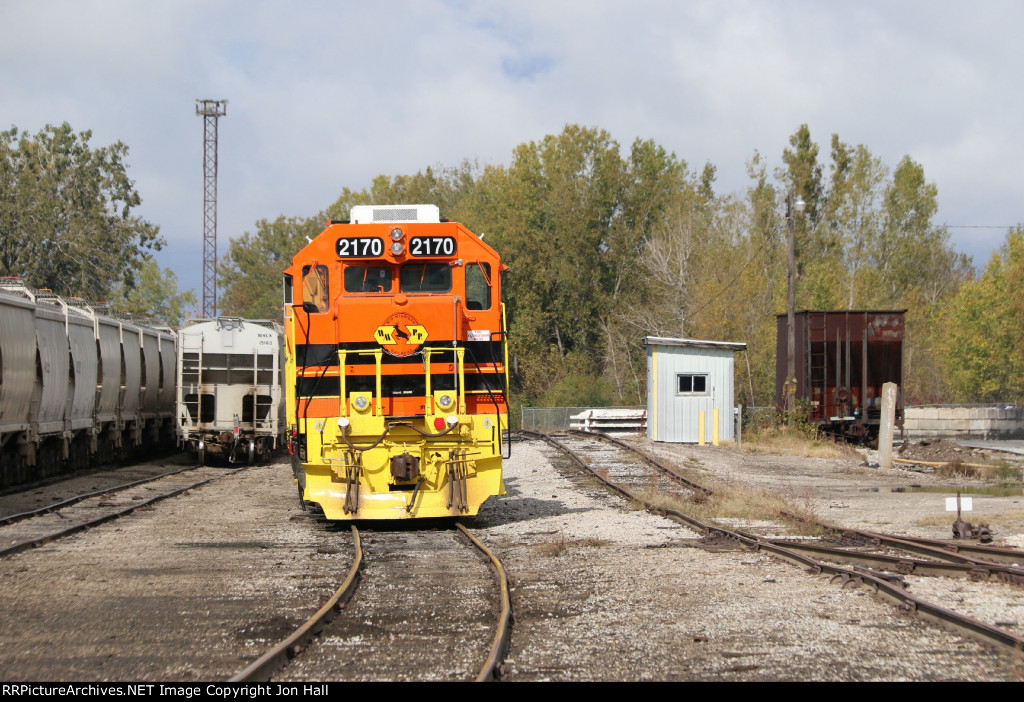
[878,156,964,305]
[219,215,326,319]
[480,125,692,405]
[780,124,825,226]
[327,162,482,226]
[780,125,839,308]
[775,128,969,403]
[216,122,985,408]
[822,136,888,308]
[943,228,1024,402]
[0,123,162,299]
[879,157,972,402]
[110,257,196,326]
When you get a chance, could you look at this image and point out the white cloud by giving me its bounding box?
[2,0,1023,298]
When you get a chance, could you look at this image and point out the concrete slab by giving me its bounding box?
[954,440,1024,456]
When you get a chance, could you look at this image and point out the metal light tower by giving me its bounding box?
[196,98,227,318]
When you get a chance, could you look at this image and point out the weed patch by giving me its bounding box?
[536,533,613,555]
[634,478,822,536]
[741,424,860,460]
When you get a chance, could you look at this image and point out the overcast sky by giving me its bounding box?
[3,0,1022,305]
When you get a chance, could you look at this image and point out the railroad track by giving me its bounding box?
[522,429,1024,657]
[233,522,511,682]
[766,520,1024,586]
[0,464,249,557]
[795,519,1024,567]
[558,429,1024,578]
[0,463,201,527]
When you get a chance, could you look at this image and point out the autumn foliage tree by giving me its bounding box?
[476,125,694,405]
[942,227,1024,402]
[218,122,1008,409]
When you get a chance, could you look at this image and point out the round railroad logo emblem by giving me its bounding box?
[373,312,428,357]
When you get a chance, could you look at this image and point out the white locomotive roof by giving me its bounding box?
[349,204,440,224]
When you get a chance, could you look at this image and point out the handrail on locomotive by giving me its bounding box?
[283,204,510,520]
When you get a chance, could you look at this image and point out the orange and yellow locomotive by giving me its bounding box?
[283,205,508,519]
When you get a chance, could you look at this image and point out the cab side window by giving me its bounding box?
[301,264,329,312]
[465,263,491,310]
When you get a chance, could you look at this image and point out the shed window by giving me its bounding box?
[677,373,708,395]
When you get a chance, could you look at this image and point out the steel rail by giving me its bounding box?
[525,430,1024,657]
[777,510,1024,567]
[0,464,200,526]
[0,466,249,559]
[230,525,362,682]
[763,537,1024,584]
[825,524,1024,566]
[565,429,713,495]
[456,523,513,682]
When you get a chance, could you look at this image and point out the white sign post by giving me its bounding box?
[945,495,973,514]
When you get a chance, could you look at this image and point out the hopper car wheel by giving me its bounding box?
[197,442,206,467]
[248,440,255,466]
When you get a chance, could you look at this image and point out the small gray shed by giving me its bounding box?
[644,336,746,443]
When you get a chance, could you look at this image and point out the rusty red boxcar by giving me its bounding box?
[776,310,905,442]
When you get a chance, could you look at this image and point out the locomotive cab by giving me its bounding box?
[284,205,509,519]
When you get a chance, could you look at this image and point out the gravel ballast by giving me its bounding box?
[0,437,1021,681]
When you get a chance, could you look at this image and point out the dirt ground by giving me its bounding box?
[630,435,1024,548]
[476,437,1024,681]
[899,438,1015,465]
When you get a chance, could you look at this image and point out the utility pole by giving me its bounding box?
[785,191,805,417]
[196,99,227,318]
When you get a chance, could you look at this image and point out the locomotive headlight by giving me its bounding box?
[390,227,404,241]
[353,396,369,411]
[438,394,453,410]
[390,241,404,255]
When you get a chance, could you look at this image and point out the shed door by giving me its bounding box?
[676,372,714,442]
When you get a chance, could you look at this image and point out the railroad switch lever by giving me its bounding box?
[952,518,992,543]
[951,492,993,543]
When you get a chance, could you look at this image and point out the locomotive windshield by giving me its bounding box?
[400,263,451,293]
[344,265,392,293]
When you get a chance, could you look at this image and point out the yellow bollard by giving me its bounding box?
[712,408,720,446]
[698,410,706,446]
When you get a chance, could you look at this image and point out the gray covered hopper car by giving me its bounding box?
[176,317,285,464]
[0,280,176,487]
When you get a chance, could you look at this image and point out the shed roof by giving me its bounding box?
[642,336,747,352]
